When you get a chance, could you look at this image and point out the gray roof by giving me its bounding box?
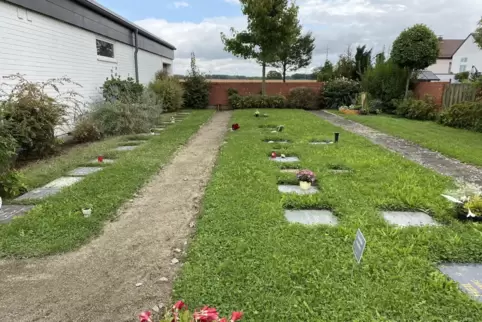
[75,0,176,50]
[418,70,440,81]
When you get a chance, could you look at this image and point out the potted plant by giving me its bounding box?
[254,110,260,117]
[82,204,93,217]
[442,193,482,222]
[296,169,316,190]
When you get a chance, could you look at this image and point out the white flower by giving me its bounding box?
[467,208,477,218]
[460,196,469,202]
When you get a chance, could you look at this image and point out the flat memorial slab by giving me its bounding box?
[280,169,299,173]
[115,145,138,151]
[284,210,338,226]
[329,169,351,174]
[0,205,34,224]
[278,185,318,195]
[68,167,103,176]
[439,264,482,302]
[15,187,61,201]
[310,141,333,145]
[44,176,84,188]
[265,140,289,144]
[90,159,115,164]
[270,157,299,163]
[382,211,438,227]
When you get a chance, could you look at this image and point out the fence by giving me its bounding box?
[442,83,477,108]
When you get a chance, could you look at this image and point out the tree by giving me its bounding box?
[220,0,299,94]
[334,47,356,79]
[475,17,482,49]
[267,70,282,79]
[183,52,210,109]
[375,51,386,66]
[271,31,315,82]
[391,24,439,98]
[354,45,372,80]
[316,60,334,82]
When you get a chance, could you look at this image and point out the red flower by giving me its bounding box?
[173,300,186,310]
[232,123,240,130]
[193,306,219,321]
[271,152,277,159]
[97,156,104,163]
[138,311,152,322]
[231,312,243,321]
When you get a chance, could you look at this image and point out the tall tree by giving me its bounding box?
[375,51,386,66]
[220,0,299,94]
[267,70,282,79]
[391,24,439,98]
[354,45,372,80]
[272,31,315,82]
[316,60,334,82]
[334,47,356,79]
[183,52,210,109]
[475,17,482,49]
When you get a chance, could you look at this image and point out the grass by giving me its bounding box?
[334,112,482,167]
[0,110,214,257]
[174,109,482,321]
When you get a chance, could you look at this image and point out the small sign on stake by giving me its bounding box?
[353,229,366,264]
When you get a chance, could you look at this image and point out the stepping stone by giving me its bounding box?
[281,169,299,173]
[44,176,84,188]
[270,157,299,163]
[278,185,318,195]
[115,145,138,151]
[90,159,115,164]
[68,167,103,176]
[382,211,438,227]
[439,264,482,302]
[15,187,61,201]
[284,210,338,226]
[0,205,34,224]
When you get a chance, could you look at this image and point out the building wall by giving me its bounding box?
[413,82,449,106]
[0,1,173,133]
[427,58,452,74]
[452,35,482,75]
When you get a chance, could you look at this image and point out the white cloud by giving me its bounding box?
[173,1,189,8]
[137,0,482,76]
[224,0,240,4]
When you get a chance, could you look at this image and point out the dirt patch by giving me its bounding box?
[314,110,482,189]
[0,111,231,322]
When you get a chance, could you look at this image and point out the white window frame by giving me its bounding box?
[96,39,117,63]
[461,57,468,63]
[459,65,467,72]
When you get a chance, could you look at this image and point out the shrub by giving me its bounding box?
[395,96,438,120]
[323,78,360,109]
[183,53,210,109]
[439,101,482,132]
[361,61,409,112]
[286,87,318,110]
[0,170,27,198]
[455,71,470,82]
[227,88,239,97]
[0,123,25,198]
[149,77,184,112]
[228,94,286,109]
[72,116,103,143]
[102,75,144,103]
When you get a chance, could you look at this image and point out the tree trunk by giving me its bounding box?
[261,62,267,95]
[283,63,287,83]
[405,68,412,99]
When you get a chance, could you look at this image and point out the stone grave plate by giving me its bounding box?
[278,185,318,195]
[280,169,299,173]
[266,140,289,144]
[439,264,482,302]
[270,157,300,163]
[15,187,61,201]
[44,176,84,188]
[284,210,338,226]
[68,167,103,176]
[329,169,351,174]
[115,145,138,151]
[382,211,438,227]
[90,159,115,164]
[0,205,34,224]
[310,141,333,145]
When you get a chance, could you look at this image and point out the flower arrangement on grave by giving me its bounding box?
[139,300,243,322]
[262,113,268,117]
[82,204,93,217]
[171,116,176,124]
[271,151,277,159]
[442,184,482,220]
[339,105,360,115]
[231,123,240,131]
[296,169,316,190]
[97,156,104,163]
[254,110,260,117]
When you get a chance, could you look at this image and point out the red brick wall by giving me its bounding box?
[208,80,322,107]
[413,82,449,106]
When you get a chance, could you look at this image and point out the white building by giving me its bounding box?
[426,34,482,82]
[0,0,175,132]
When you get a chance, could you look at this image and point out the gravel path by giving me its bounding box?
[314,110,482,188]
[0,111,231,322]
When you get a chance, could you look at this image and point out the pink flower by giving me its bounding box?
[138,311,152,322]
[173,300,186,310]
[219,318,228,322]
[193,306,219,321]
[231,311,243,321]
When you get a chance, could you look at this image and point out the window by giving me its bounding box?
[460,65,467,72]
[96,39,114,58]
[461,57,468,63]
[163,63,171,73]
[449,62,452,73]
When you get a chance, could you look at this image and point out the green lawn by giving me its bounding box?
[174,109,482,321]
[0,110,213,258]
[335,112,482,167]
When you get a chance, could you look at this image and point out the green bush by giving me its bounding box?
[72,116,103,143]
[454,71,470,82]
[227,88,239,97]
[228,94,286,109]
[149,77,184,112]
[395,96,438,120]
[361,61,408,112]
[439,101,482,132]
[0,123,25,198]
[323,78,360,109]
[183,53,210,109]
[0,170,27,198]
[102,76,144,103]
[286,87,319,110]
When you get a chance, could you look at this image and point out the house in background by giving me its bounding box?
[0,0,175,131]
[426,34,482,82]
